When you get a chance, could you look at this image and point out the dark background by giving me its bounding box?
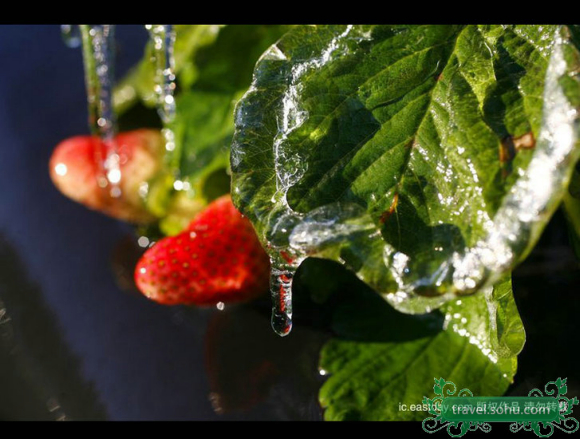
[0,24,324,421]
[0,24,578,422]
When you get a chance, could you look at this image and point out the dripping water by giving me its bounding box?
[79,25,122,198]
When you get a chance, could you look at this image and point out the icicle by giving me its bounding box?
[61,25,81,48]
[267,243,303,337]
[80,25,122,198]
[146,24,178,167]
[270,266,294,337]
[146,24,176,125]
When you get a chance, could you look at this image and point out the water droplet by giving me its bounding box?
[173,180,184,191]
[54,163,67,176]
[138,182,149,199]
[137,236,150,248]
[110,187,122,198]
[61,25,81,48]
[216,302,225,311]
[107,168,121,184]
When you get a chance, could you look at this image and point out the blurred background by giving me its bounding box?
[0,24,326,421]
[0,24,578,421]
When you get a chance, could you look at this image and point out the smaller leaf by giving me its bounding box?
[113,25,224,114]
[319,276,524,421]
[114,25,294,234]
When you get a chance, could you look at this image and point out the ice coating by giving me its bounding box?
[80,25,122,198]
[443,294,499,366]
[272,25,355,199]
[233,25,580,336]
[383,32,579,312]
[289,203,376,252]
[270,266,294,336]
[146,24,177,165]
[292,31,579,315]
[260,25,371,336]
[146,25,177,125]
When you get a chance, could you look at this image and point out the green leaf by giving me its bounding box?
[171,26,295,182]
[113,25,224,114]
[231,25,580,313]
[190,24,295,94]
[152,90,239,235]
[318,276,525,421]
[174,90,239,192]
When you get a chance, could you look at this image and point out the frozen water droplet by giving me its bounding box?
[110,187,122,198]
[138,182,149,200]
[137,236,150,248]
[216,302,225,311]
[270,265,294,336]
[173,180,184,190]
[54,163,67,176]
[107,168,121,184]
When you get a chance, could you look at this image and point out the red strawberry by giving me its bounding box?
[134,194,270,305]
[49,129,163,224]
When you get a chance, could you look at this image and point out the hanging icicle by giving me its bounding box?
[146,24,178,167]
[79,24,122,198]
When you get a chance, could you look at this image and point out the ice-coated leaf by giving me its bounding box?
[231,25,580,313]
[318,276,525,421]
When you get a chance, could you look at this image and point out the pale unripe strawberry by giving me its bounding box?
[49,129,163,224]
